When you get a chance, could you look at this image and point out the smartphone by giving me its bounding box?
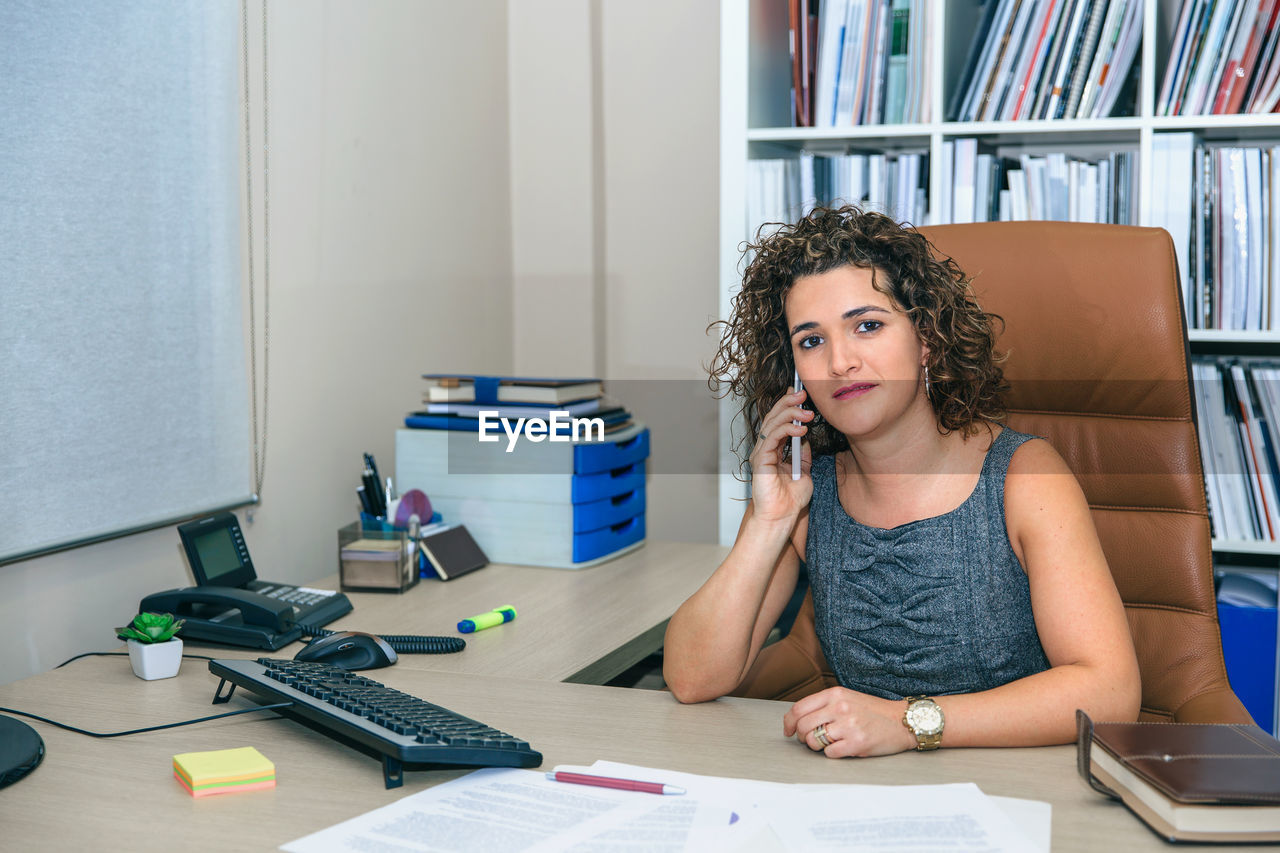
[792,369,803,480]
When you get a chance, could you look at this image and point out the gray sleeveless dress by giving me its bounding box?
[805,427,1051,700]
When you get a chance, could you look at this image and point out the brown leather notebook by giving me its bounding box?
[1076,710,1280,842]
[418,524,488,581]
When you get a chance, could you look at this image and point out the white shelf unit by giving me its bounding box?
[719,0,1280,560]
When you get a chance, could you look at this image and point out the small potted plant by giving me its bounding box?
[117,612,185,680]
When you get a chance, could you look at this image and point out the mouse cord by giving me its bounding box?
[0,702,293,739]
[296,624,465,655]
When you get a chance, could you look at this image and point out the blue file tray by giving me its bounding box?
[572,489,645,533]
[573,429,649,475]
[1218,600,1278,734]
[574,514,645,564]
[571,462,645,504]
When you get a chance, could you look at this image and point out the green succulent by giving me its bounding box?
[116,611,185,644]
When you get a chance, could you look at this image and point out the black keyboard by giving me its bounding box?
[209,658,542,788]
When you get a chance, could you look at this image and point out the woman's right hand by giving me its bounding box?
[749,387,814,524]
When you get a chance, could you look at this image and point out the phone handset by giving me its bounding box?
[792,368,803,481]
[140,586,295,631]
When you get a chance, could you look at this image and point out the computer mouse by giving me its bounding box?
[293,631,398,670]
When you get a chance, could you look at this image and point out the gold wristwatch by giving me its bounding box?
[903,696,945,751]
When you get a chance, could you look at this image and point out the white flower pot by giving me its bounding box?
[127,638,183,680]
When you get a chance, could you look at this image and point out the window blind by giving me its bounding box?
[0,0,252,564]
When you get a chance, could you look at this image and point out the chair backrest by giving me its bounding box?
[732,221,1251,724]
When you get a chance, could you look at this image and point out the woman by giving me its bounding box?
[663,206,1140,757]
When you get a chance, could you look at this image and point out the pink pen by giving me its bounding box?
[545,770,686,795]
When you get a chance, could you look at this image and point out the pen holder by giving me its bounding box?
[337,522,418,593]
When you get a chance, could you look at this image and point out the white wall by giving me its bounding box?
[508,0,722,544]
[0,0,514,685]
[599,1,722,545]
[508,0,600,375]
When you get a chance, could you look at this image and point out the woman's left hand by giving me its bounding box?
[782,686,918,757]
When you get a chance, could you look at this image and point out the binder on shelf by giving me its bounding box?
[1217,572,1278,734]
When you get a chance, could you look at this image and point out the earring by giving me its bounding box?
[923,365,931,399]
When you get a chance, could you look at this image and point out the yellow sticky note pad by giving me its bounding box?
[173,746,275,798]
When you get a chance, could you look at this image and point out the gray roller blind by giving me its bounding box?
[0,0,252,564]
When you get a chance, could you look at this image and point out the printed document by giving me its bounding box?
[762,782,1037,852]
[279,766,731,853]
[589,761,1049,853]
[282,761,1049,852]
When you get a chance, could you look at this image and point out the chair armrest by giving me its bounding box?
[728,633,836,701]
[1171,687,1256,724]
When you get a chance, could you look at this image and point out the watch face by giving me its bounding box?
[906,702,943,735]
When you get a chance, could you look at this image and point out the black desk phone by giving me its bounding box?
[139,512,353,651]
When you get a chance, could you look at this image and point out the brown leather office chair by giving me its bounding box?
[731,222,1253,725]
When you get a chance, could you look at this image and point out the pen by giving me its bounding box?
[792,369,803,481]
[362,469,384,516]
[457,605,516,633]
[365,453,387,512]
[356,485,375,516]
[545,771,686,796]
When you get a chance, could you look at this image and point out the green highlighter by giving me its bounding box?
[457,605,517,634]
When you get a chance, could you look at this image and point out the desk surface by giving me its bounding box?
[195,539,728,684]
[0,657,1212,852]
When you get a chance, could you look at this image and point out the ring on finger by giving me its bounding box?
[813,723,832,748]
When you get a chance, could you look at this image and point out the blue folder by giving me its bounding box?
[1219,600,1278,733]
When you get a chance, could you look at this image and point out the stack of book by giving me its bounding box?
[1192,357,1280,543]
[791,0,933,127]
[396,375,648,569]
[942,142,1138,224]
[1152,135,1280,331]
[1159,0,1280,116]
[747,150,928,234]
[949,0,1143,122]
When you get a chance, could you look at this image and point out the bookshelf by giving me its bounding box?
[718,0,1280,566]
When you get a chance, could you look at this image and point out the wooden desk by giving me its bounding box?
[0,656,1212,852]
[187,540,728,684]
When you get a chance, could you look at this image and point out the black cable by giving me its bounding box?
[54,651,217,669]
[296,624,465,654]
[0,702,292,739]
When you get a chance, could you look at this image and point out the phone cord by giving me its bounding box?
[296,624,465,655]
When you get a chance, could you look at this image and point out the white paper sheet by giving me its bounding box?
[763,782,1035,852]
[282,762,1051,853]
[280,767,731,853]
[989,796,1052,853]
[589,762,1050,853]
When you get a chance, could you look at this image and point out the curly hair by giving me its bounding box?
[708,205,1008,463]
